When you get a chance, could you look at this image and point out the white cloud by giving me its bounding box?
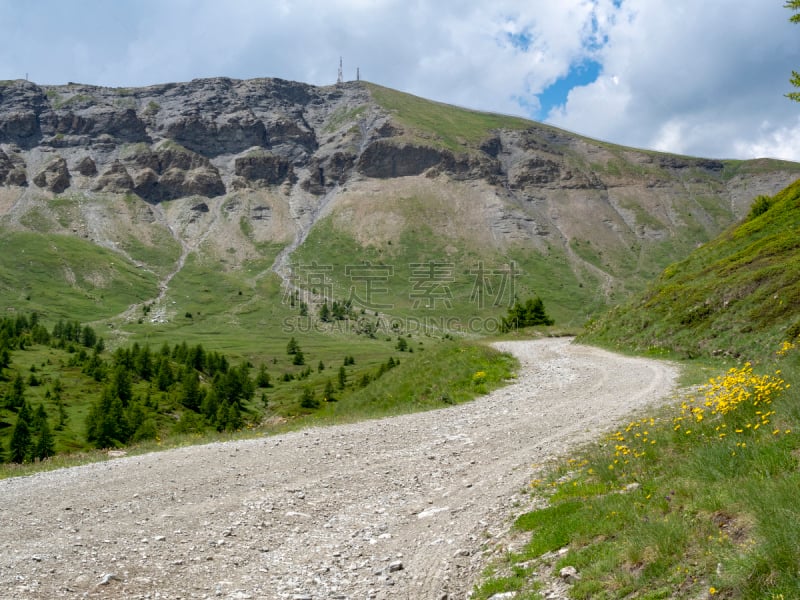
[547,0,800,160]
[0,0,797,161]
[734,116,800,161]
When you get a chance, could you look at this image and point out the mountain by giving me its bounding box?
[1,76,798,336]
[580,179,800,359]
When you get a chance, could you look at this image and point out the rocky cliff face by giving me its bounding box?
[0,77,511,200]
[3,76,792,204]
[1,76,798,312]
[0,77,372,198]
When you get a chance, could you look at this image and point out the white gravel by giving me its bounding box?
[0,338,678,599]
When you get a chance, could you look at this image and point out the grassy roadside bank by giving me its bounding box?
[473,339,800,599]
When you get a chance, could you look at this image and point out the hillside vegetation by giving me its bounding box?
[0,311,516,466]
[476,342,800,599]
[580,178,800,358]
[366,83,532,150]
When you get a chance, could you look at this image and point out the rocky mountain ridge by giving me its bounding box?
[2,77,796,203]
[1,76,799,323]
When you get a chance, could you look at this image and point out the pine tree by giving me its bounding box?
[788,0,800,101]
[292,349,305,366]
[256,364,271,388]
[9,401,32,463]
[86,388,130,448]
[110,364,133,406]
[200,388,220,421]
[83,349,106,382]
[131,417,158,442]
[5,371,25,409]
[156,356,174,392]
[53,385,68,430]
[319,302,331,322]
[0,344,10,370]
[228,403,243,430]
[81,325,97,349]
[179,369,202,410]
[33,414,55,461]
[338,365,347,390]
[126,399,144,431]
[135,344,153,380]
[500,297,554,332]
[323,379,336,402]
[188,344,205,372]
[215,403,231,431]
[31,403,48,436]
[300,387,319,409]
[286,336,300,355]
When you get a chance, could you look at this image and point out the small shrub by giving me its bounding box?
[747,195,773,220]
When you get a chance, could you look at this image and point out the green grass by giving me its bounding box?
[719,158,800,180]
[319,341,517,420]
[366,83,531,151]
[0,231,158,322]
[472,177,800,597]
[290,201,602,332]
[581,178,800,358]
[473,344,800,599]
[323,104,368,134]
[18,207,57,233]
[118,228,182,278]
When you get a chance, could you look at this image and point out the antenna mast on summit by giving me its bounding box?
[337,57,343,85]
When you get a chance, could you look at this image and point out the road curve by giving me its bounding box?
[0,338,678,599]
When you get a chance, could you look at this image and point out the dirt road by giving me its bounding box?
[0,338,678,599]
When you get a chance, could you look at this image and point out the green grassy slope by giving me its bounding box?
[580,178,800,358]
[0,324,515,469]
[366,83,531,150]
[0,231,158,322]
[290,206,597,331]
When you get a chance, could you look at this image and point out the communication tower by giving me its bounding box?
[337,57,343,85]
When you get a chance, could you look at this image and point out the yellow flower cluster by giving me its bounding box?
[539,343,794,491]
[472,370,487,385]
[595,357,790,477]
[607,416,658,469]
[673,363,789,440]
[776,339,796,357]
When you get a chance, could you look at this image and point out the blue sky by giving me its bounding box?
[0,0,798,161]
[537,59,602,118]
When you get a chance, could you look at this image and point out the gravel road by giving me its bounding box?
[0,338,678,600]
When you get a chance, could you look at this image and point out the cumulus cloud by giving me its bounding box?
[547,0,800,159]
[0,0,797,160]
